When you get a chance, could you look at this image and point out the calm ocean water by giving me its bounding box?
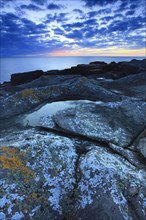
[0,56,144,83]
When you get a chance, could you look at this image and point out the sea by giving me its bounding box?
[0,56,144,83]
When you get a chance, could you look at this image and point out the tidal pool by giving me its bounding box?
[23,100,96,126]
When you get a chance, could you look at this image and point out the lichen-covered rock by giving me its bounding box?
[0,77,121,119]
[109,143,146,168]
[0,129,77,219]
[73,146,146,220]
[54,100,146,148]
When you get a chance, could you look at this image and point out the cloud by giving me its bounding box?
[47,3,62,10]
[62,22,84,31]
[21,4,43,11]
[108,16,145,32]
[53,27,65,35]
[87,11,98,18]
[73,9,83,14]
[0,0,14,7]
[0,12,50,56]
[31,0,48,5]
[126,10,135,16]
[46,13,68,23]
[65,29,83,40]
[82,0,116,7]
[0,0,145,57]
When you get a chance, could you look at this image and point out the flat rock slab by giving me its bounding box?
[54,100,146,148]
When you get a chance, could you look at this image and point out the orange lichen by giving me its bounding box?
[31,193,37,199]
[21,89,39,102]
[21,89,34,96]
[0,146,35,182]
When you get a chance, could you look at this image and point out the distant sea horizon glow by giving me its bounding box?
[0,56,145,83]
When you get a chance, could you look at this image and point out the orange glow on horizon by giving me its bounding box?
[48,47,145,57]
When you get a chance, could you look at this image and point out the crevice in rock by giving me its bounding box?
[128,127,146,149]
[127,198,143,220]
[34,125,146,169]
[62,143,88,220]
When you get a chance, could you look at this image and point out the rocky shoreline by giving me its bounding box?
[0,59,146,220]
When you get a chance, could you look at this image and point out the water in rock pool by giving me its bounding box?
[23,100,97,126]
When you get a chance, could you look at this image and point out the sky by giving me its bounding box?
[0,0,146,57]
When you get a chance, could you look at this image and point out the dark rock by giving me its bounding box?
[11,70,44,85]
[97,71,146,100]
[89,61,107,65]
[133,130,146,159]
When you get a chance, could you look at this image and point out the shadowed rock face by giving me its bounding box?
[11,70,45,85]
[0,59,146,220]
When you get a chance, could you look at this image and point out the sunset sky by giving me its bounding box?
[0,0,146,57]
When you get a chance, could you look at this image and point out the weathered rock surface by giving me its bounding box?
[0,129,146,220]
[53,100,146,148]
[0,77,121,119]
[0,59,146,220]
[0,129,77,219]
[74,147,146,220]
[98,71,146,100]
[134,130,146,159]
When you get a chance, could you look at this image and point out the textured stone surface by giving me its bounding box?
[74,146,146,220]
[0,129,77,219]
[0,77,121,119]
[98,71,146,100]
[0,59,146,220]
[0,129,146,220]
[135,130,146,159]
[54,100,146,148]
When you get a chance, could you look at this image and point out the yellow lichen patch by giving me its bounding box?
[31,193,38,199]
[0,146,35,182]
[21,89,39,102]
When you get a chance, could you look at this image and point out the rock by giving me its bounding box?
[109,143,146,168]
[129,58,146,69]
[134,130,146,159]
[11,70,44,85]
[54,100,146,148]
[100,60,145,79]
[0,128,146,220]
[0,59,146,220]
[0,77,121,119]
[98,72,146,100]
[73,146,146,220]
[0,129,77,219]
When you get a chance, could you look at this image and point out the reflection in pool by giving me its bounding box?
[23,100,95,126]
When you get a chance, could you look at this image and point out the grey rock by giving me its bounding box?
[0,129,77,220]
[109,143,146,168]
[73,146,146,220]
[0,77,121,119]
[54,100,146,148]
[98,72,146,100]
[134,130,146,159]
